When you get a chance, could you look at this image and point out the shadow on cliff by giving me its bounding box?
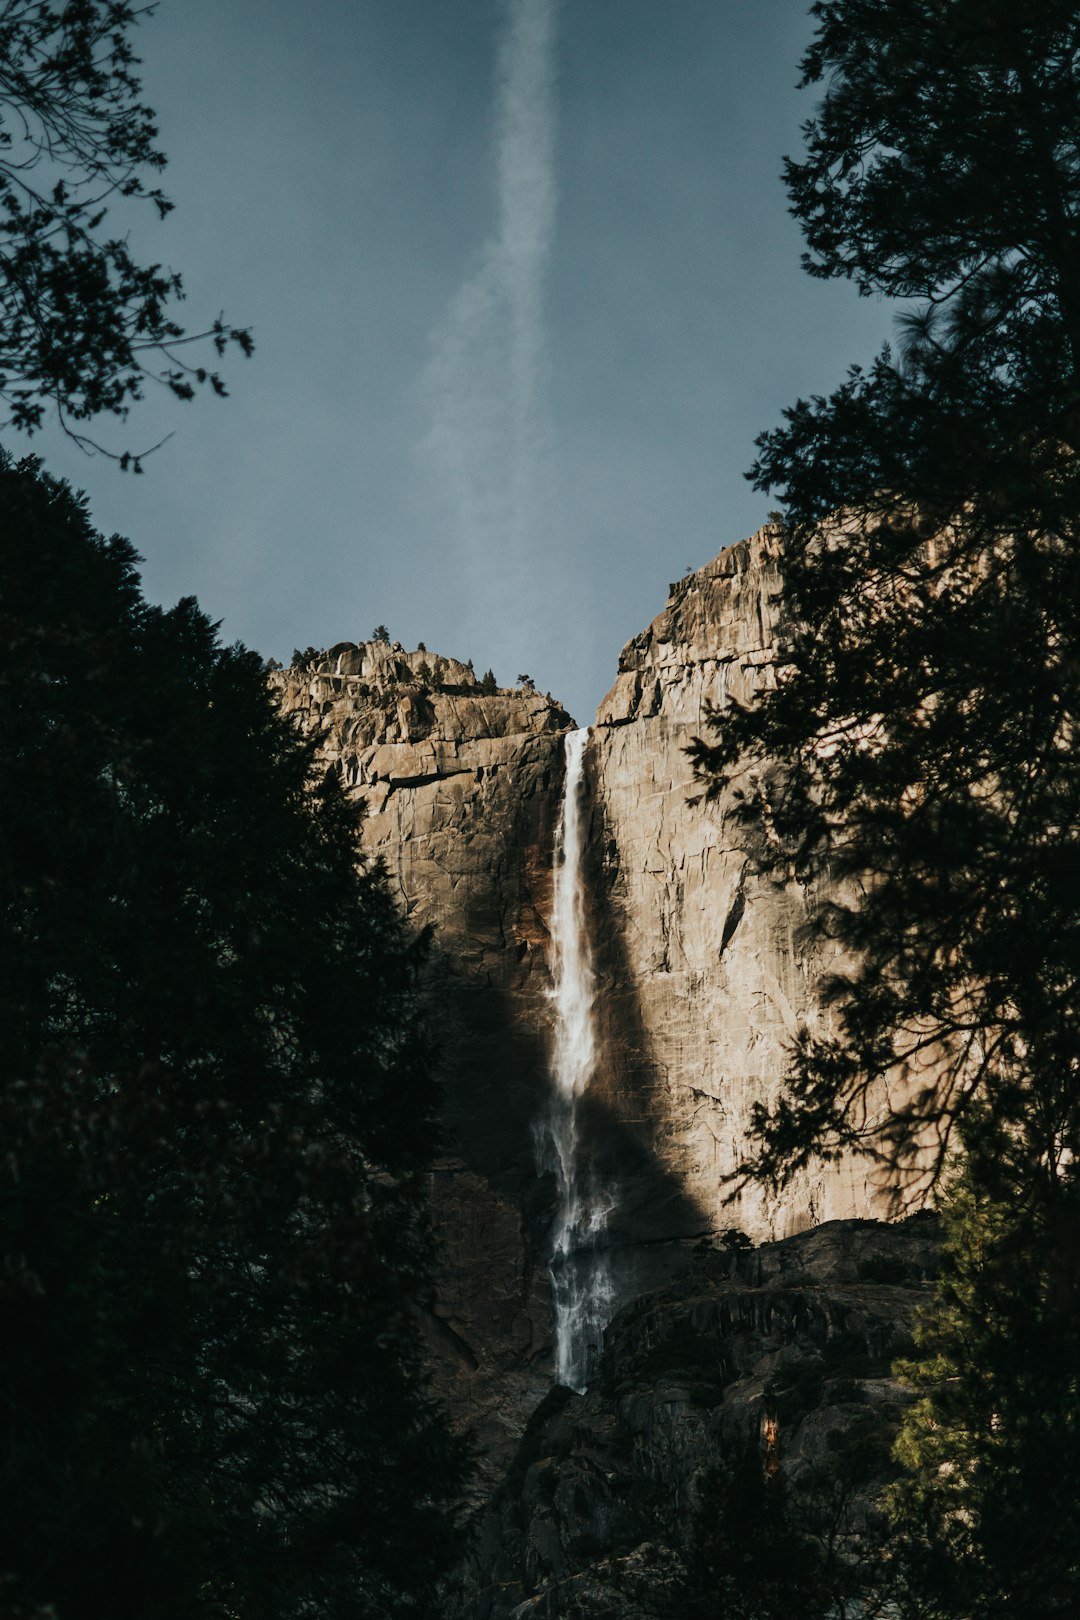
[410,723,736,1400]
[422,919,718,1364]
[573,745,726,1303]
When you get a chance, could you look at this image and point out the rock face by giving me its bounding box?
[449,1214,941,1619]
[270,645,574,1481]
[269,533,929,1488]
[586,526,903,1251]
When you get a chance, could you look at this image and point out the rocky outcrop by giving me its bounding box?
[448,1213,940,1619]
[270,646,573,1483]
[587,527,906,1248]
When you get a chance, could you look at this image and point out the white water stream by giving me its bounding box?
[541,727,615,1391]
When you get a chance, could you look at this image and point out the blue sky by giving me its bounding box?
[29,0,898,724]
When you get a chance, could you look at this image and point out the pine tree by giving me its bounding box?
[688,5,1080,1611]
[690,0,1080,1197]
[0,453,466,1619]
[890,1132,1080,1617]
[681,1450,829,1620]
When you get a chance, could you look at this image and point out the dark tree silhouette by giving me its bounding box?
[690,0,1080,1199]
[0,2,250,464]
[689,4,1080,1613]
[889,1132,1080,1618]
[680,1450,829,1620]
[0,452,466,1619]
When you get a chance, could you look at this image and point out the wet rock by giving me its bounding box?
[448,1215,940,1620]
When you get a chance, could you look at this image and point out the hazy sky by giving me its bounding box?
[30,0,898,724]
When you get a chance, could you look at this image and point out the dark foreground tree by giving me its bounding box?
[0,2,250,463]
[689,3,1080,1613]
[692,0,1080,1190]
[0,452,465,1618]
[680,1450,828,1620]
[889,1133,1080,1618]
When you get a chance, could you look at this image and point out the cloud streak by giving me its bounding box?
[422,0,560,644]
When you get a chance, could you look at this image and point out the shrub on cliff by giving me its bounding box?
[0,452,465,1618]
[681,1452,828,1620]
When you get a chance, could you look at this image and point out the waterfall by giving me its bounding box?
[541,726,614,1391]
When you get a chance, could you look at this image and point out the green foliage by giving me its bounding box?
[689,0,1080,1197]
[372,623,390,642]
[0,2,250,463]
[480,667,497,695]
[786,0,1080,383]
[888,1138,1080,1617]
[0,453,466,1619]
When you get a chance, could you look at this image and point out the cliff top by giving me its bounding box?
[279,638,523,697]
[268,639,574,773]
[596,524,785,726]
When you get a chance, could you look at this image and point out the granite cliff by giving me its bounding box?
[587,526,899,1253]
[270,644,571,1482]
[448,1213,939,1619]
[271,529,924,1494]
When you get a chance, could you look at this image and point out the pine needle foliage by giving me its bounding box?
[689,0,1080,1200]
[889,1132,1080,1617]
[0,2,251,463]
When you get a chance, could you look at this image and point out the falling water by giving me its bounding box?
[541,726,614,1391]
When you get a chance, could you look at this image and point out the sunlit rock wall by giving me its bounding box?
[270,537,926,1483]
[588,527,902,1245]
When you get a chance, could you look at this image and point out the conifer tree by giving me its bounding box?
[889,1136,1080,1618]
[691,0,1080,1199]
[0,452,465,1619]
[681,1452,829,1620]
[689,5,1080,1611]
